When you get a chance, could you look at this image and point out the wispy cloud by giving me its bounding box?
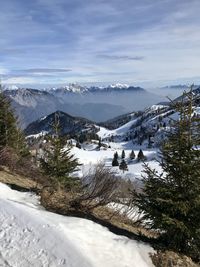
[1,0,200,86]
[97,55,144,61]
[20,68,72,73]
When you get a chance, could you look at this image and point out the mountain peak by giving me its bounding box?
[109,83,130,89]
[50,83,88,94]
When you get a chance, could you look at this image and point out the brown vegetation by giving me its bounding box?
[151,251,200,267]
[0,166,41,191]
[0,147,47,186]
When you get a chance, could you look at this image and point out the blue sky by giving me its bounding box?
[0,0,200,87]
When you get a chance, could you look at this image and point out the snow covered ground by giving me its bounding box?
[0,182,155,267]
[71,141,161,181]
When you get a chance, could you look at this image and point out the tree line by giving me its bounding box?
[112,149,146,172]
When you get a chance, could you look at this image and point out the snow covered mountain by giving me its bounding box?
[24,87,200,147]
[4,85,163,128]
[48,83,145,94]
[4,88,61,128]
[4,88,55,108]
[48,83,89,94]
[3,88,126,128]
[99,87,200,147]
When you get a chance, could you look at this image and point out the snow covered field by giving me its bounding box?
[0,182,155,267]
[71,140,161,181]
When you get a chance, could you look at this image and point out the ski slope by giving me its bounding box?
[0,183,155,267]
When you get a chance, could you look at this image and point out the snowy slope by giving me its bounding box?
[97,116,138,139]
[98,99,200,147]
[0,183,155,267]
[71,144,161,181]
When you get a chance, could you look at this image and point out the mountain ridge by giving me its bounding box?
[3,85,162,128]
[25,110,99,136]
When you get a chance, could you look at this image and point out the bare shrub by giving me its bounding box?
[0,147,19,171]
[15,156,46,184]
[71,162,121,210]
[0,146,46,186]
[71,163,146,222]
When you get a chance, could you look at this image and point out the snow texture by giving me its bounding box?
[0,183,155,267]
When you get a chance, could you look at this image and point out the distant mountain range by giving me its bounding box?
[24,87,200,148]
[3,84,163,128]
[48,83,145,94]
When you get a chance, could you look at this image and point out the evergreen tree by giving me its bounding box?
[0,85,27,155]
[121,149,125,159]
[137,149,145,161]
[114,151,119,159]
[0,90,17,148]
[130,150,135,160]
[40,115,80,190]
[76,142,81,149]
[119,159,128,173]
[133,90,200,260]
[98,138,102,150]
[112,152,119,166]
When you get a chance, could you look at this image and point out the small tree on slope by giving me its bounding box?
[112,152,119,166]
[133,90,200,260]
[130,150,135,160]
[119,159,128,173]
[137,149,145,161]
[121,149,125,159]
[40,114,80,190]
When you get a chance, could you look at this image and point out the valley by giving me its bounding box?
[3,84,164,128]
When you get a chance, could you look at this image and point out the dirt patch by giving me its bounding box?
[0,166,42,191]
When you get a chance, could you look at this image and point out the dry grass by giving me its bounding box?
[92,205,157,238]
[40,186,75,214]
[151,251,200,267]
[0,166,42,191]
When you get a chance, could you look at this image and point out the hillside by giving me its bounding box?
[4,88,61,128]
[98,87,200,147]
[24,110,98,136]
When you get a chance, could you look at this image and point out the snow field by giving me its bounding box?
[0,183,155,267]
[72,145,161,180]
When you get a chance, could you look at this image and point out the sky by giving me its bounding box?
[0,0,200,87]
